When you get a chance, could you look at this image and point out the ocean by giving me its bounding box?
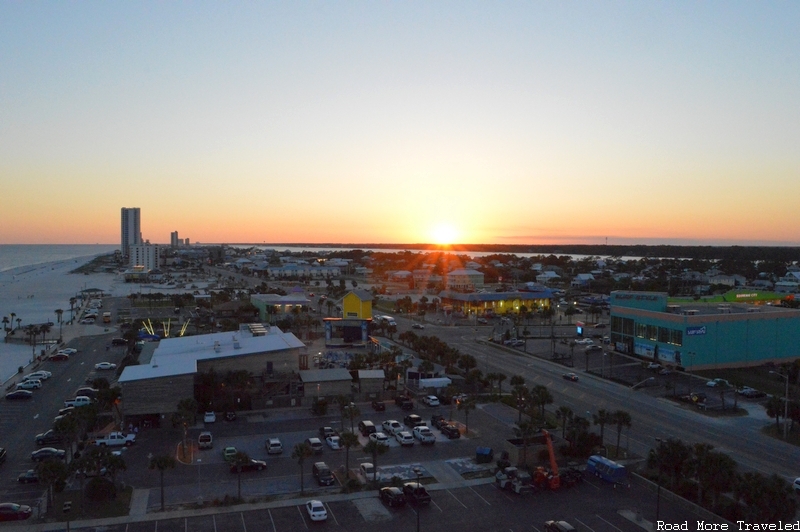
[0,244,119,273]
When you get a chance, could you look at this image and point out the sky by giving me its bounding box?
[1,2,799,247]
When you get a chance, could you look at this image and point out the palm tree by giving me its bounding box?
[530,384,553,421]
[649,438,692,491]
[55,309,64,342]
[2,316,9,338]
[612,410,632,458]
[765,396,784,431]
[54,415,81,465]
[69,298,77,322]
[36,459,68,507]
[556,406,573,440]
[496,373,507,395]
[457,398,477,435]
[340,431,360,476]
[592,409,612,444]
[363,440,388,485]
[39,323,51,348]
[149,454,177,511]
[292,442,313,494]
[513,421,538,468]
[173,397,198,456]
[231,451,251,500]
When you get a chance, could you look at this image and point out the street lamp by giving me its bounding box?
[413,466,422,532]
[654,438,663,521]
[770,371,790,439]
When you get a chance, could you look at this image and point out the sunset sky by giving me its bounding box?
[1,2,798,246]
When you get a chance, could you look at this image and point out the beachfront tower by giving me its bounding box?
[121,207,142,260]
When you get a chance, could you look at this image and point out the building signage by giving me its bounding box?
[686,326,706,336]
[735,293,758,299]
[614,294,660,301]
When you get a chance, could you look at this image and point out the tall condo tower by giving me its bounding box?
[121,207,142,260]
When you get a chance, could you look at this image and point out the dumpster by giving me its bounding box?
[475,446,494,464]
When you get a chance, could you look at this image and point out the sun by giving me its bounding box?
[431,223,458,245]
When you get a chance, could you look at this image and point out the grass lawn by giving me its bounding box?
[46,485,132,521]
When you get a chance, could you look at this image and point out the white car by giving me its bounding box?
[94,362,117,371]
[382,420,403,436]
[423,396,440,407]
[306,500,327,521]
[706,378,731,388]
[325,436,341,450]
[16,380,42,390]
[24,371,51,381]
[413,426,436,444]
[59,348,77,355]
[204,411,216,423]
[369,432,390,447]
[575,338,593,345]
[80,318,95,324]
[395,431,414,447]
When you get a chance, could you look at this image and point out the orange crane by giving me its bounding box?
[533,429,561,490]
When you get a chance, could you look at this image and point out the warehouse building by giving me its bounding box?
[609,291,800,370]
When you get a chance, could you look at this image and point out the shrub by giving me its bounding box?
[85,477,116,502]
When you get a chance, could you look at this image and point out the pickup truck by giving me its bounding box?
[94,431,136,447]
[64,396,92,408]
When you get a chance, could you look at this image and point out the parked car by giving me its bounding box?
[305,437,324,454]
[49,353,69,361]
[58,348,77,355]
[738,387,766,398]
[319,427,338,439]
[94,362,117,371]
[403,414,425,428]
[24,371,51,381]
[229,459,266,473]
[305,500,327,522]
[358,420,377,436]
[413,426,435,444]
[31,448,66,462]
[440,424,461,439]
[17,470,39,484]
[431,415,448,430]
[395,396,414,410]
[574,338,593,345]
[477,317,488,324]
[5,390,33,401]
[265,438,283,454]
[15,380,41,390]
[646,362,662,370]
[0,503,32,522]
[562,373,579,382]
[111,338,127,346]
[422,395,440,407]
[222,446,238,462]
[706,378,731,388]
[35,429,62,446]
[396,431,415,447]
[371,400,386,412]
[325,436,341,450]
[402,481,431,504]
[369,432,390,447]
[545,521,576,532]
[79,318,95,324]
[203,411,216,423]
[379,486,406,507]
[411,323,425,330]
[198,432,213,450]
[312,462,335,486]
[382,420,403,435]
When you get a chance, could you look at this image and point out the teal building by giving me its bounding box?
[609,291,800,370]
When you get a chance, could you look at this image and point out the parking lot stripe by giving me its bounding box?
[431,500,443,513]
[213,514,217,532]
[575,517,596,532]
[446,489,467,509]
[297,504,309,529]
[325,502,339,526]
[595,514,623,532]
[268,509,277,532]
[468,486,491,505]
[184,517,187,532]
[240,512,247,532]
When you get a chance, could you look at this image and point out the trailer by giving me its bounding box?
[586,455,629,487]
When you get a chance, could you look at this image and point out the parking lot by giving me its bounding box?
[67,473,716,532]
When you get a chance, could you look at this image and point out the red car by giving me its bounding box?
[49,353,69,362]
[0,503,32,522]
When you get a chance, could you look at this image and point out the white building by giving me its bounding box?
[121,207,142,260]
[129,244,162,270]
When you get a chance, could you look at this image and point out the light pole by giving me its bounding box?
[770,371,789,439]
[413,466,422,532]
[654,438,663,521]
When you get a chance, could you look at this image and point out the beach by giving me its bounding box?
[0,256,120,383]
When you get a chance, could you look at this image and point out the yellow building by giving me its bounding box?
[342,289,373,319]
[324,290,373,347]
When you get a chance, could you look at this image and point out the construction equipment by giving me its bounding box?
[495,466,533,494]
[532,430,561,490]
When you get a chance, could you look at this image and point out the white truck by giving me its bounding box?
[63,396,92,408]
[94,431,136,447]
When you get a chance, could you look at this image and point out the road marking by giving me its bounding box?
[184,518,187,532]
[33,414,39,419]
[575,517,595,532]
[431,500,443,512]
[531,526,541,532]
[213,514,217,532]
[268,509,277,532]
[596,514,623,531]
[468,486,491,505]
[297,504,309,529]
[446,489,468,508]
[154,521,157,532]
[240,512,246,532]
[325,502,339,526]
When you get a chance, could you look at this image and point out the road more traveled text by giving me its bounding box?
[657,522,800,531]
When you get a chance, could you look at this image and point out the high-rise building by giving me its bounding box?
[129,244,162,270]
[170,231,180,248]
[121,208,142,260]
